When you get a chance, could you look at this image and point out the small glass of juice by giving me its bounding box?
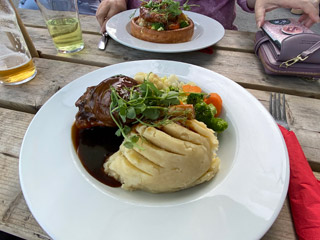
[35,0,84,54]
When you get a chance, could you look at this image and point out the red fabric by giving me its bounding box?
[278,125,320,240]
[198,47,214,54]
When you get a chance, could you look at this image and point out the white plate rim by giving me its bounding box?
[106,10,225,53]
[19,60,289,240]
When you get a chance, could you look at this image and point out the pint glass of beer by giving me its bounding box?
[36,0,84,53]
[0,0,37,85]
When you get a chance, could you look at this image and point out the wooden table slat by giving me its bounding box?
[0,58,99,114]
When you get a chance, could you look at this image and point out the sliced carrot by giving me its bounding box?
[168,23,180,30]
[204,93,222,117]
[182,85,202,95]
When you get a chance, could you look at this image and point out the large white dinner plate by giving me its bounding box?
[20,60,289,240]
[106,10,225,53]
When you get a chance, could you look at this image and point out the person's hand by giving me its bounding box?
[253,0,320,28]
[96,0,127,33]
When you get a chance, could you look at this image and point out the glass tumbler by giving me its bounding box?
[35,0,85,53]
[0,0,37,85]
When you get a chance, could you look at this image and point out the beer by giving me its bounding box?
[0,52,37,85]
[0,0,37,85]
[46,17,84,53]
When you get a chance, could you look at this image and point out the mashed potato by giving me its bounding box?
[104,119,220,193]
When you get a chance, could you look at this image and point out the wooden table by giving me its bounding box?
[1,9,319,240]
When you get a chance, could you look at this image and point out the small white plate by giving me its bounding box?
[106,10,225,53]
[20,60,289,240]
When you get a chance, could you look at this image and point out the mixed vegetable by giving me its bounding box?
[184,86,228,133]
[109,74,228,149]
[137,0,197,31]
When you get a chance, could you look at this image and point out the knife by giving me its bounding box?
[98,32,109,50]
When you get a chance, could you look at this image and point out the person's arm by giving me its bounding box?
[96,0,127,33]
[246,0,320,28]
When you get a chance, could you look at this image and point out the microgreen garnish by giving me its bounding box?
[141,0,198,18]
[109,75,188,149]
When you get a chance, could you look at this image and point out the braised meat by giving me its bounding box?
[75,75,138,129]
[134,0,191,32]
[139,5,178,23]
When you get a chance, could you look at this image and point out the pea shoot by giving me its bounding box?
[141,0,198,19]
[109,77,187,149]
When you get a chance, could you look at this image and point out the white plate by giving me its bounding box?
[106,10,225,53]
[20,60,289,240]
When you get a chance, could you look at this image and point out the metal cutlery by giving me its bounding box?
[269,93,289,130]
[98,32,109,50]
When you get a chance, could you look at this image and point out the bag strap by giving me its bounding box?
[280,40,320,68]
[301,40,320,58]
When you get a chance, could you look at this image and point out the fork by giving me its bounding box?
[269,93,289,130]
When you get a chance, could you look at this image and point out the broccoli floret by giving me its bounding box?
[194,102,213,124]
[151,22,165,31]
[208,118,228,133]
[187,93,205,105]
[207,103,217,117]
[169,86,180,92]
[194,102,228,133]
[179,21,189,28]
[194,102,210,115]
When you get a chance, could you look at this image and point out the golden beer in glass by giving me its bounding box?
[0,52,37,85]
[0,0,37,85]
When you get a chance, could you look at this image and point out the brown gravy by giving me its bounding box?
[71,123,122,187]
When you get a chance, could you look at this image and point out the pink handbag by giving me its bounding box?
[254,31,320,78]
